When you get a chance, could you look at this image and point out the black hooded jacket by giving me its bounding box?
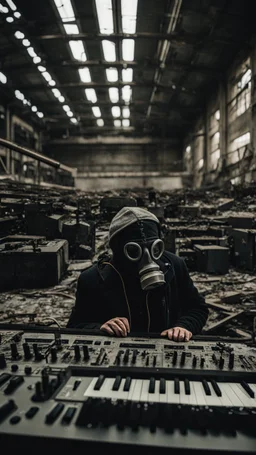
[67,251,209,334]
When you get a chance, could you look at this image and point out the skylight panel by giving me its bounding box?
[70,118,78,124]
[33,56,41,64]
[92,106,101,117]
[38,66,46,72]
[6,17,14,22]
[121,0,138,33]
[27,47,37,58]
[53,0,75,22]
[112,106,121,117]
[42,71,52,82]
[15,90,24,100]
[52,88,61,98]
[31,106,37,112]
[102,40,116,62]
[67,111,74,117]
[106,68,118,82]
[22,39,30,47]
[114,119,121,127]
[122,68,133,82]
[37,112,44,118]
[14,31,24,39]
[78,68,91,82]
[63,24,79,34]
[0,5,9,13]
[85,88,97,103]
[122,119,130,127]
[122,39,135,61]
[14,11,20,18]
[58,96,65,103]
[109,87,119,103]
[122,107,130,118]
[69,41,87,61]
[63,105,71,112]
[122,85,132,103]
[49,80,56,86]
[95,0,114,34]
[97,119,104,126]
[6,0,16,11]
[0,71,7,84]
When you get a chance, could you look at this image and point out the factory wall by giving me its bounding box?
[0,105,41,181]
[183,43,256,188]
[46,140,185,191]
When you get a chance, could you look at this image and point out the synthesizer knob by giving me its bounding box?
[0,353,7,369]
[42,369,50,394]
[11,364,18,372]
[192,355,197,367]
[35,381,43,399]
[200,357,205,368]
[50,347,57,362]
[83,345,90,361]
[219,357,224,369]
[10,343,19,359]
[123,349,130,363]
[23,343,32,360]
[33,343,42,361]
[228,353,234,369]
[74,345,81,361]
[132,349,138,364]
[180,351,186,366]
[172,351,178,366]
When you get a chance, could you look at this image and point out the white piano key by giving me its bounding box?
[219,383,244,407]
[192,382,207,406]
[140,379,150,402]
[188,382,199,406]
[149,380,160,403]
[202,382,223,407]
[83,377,99,397]
[230,383,256,408]
[130,379,143,401]
[127,378,137,400]
[179,381,191,405]
[167,380,180,404]
[214,382,233,407]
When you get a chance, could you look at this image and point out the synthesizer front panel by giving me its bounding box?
[0,327,256,454]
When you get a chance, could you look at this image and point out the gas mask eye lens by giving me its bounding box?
[151,239,164,260]
[124,242,142,261]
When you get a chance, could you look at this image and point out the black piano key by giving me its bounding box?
[184,378,190,395]
[174,377,180,394]
[202,379,211,396]
[241,381,255,398]
[159,378,166,394]
[148,377,156,394]
[112,375,122,391]
[210,379,222,397]
[123,376,132,392]
[94,375,105,391]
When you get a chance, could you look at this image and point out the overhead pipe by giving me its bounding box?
[0,137,75,174]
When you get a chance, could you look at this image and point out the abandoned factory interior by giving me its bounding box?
[1,0,256,453]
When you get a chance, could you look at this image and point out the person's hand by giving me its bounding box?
[160,327,192,342]
[100,317,130,337]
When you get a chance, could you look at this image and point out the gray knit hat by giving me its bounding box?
[109,206,160,244]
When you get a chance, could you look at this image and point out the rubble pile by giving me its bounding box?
[1,179,256,339]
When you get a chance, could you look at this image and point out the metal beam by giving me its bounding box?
[38,101,204,110]
[16,81,195,91]
[33,32,242,46]
[45,136,180,145]
[3,60,222,75]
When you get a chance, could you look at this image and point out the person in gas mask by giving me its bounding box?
[67,207,208,341]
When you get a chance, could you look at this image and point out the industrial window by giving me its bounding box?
[230,68,251,118]
[184,145,192,171]
[209,105,220,171]
[196,158,204,171]
[228,132,250,165]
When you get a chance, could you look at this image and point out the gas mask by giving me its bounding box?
[123,238,166,290]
